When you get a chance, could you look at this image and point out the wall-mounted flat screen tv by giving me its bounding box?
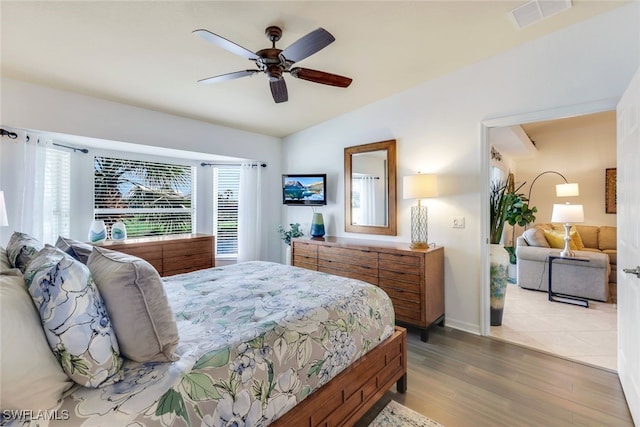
[282,174,327,206]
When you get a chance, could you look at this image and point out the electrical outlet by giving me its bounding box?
[452,216,465,228]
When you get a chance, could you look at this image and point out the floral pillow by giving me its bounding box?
[6,232,43,273]
[24,246,124,388]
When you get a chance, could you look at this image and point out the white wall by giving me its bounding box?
[0,78,283,261]
[282,4,640,334]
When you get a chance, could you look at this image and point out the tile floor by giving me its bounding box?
[490,283,618,371]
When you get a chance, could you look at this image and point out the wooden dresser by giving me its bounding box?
[99,233,215,277]
[292,237,444,341]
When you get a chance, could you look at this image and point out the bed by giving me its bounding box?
[1,235,406,427]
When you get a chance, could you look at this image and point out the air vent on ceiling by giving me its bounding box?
[509,0,572,30]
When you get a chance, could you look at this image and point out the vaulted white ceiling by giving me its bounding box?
[0,1,628,138]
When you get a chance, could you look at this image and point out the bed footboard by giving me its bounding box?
[272,326,407,426]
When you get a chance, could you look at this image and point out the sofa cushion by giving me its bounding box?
[87,247,179,363]
[543,228,582,250]
[0,274,74,410]
[6,232,43,273]
[575,225,599,249]
[603,249,617,265]
[522,228,550,248]
[24,246,124,388]
[599,226,616,251]
[55,236,93,264]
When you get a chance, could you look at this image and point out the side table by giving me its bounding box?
[548,253,589,308]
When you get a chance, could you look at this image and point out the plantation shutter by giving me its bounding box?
[43,148,70,244]
[214,167,240,257]
[93,156,194,237]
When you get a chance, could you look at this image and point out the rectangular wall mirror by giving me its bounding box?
[344,139,397,235]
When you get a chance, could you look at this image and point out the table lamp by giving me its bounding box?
[551,203,584,257]
[403,174,438,249]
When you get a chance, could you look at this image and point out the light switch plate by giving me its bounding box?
[452,216,465,228]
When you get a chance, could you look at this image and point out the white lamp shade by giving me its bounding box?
[556,182,580,197]
[0,191,7,227]
[403,174,438,199]
[551,203,584,223]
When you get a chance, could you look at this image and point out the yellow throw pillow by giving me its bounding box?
[544,228,582,250]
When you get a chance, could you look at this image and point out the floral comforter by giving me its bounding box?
[13,261,395,426]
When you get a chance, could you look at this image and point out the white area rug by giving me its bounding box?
[369,400,444,427]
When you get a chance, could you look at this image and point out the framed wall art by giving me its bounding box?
[605,168,617,214]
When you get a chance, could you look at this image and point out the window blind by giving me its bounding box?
[214,167,240,257]
[94,156,194,237]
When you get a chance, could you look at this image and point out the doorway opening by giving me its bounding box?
[481,101,618,371]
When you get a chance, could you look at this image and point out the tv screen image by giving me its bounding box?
[282,174,327,205]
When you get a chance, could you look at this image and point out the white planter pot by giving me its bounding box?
[490,244,510,326]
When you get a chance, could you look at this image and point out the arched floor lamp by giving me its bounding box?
[527,170,580,200]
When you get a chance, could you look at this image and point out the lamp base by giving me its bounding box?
[410,242,429,250]
[410,204,428,250]
[559,223,575,257]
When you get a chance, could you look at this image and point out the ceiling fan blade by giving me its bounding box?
[281,28,335,63]
[290,67,352,88]
[270,79,288,103]
[198,70,259,84]
[193,29,259,60]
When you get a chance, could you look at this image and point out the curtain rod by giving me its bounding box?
[52,142,89,153]
[201,162,267,168]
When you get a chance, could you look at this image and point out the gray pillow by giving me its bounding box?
[522,228,550,248]
[55,236,93,264]
[6,232,43,273]
[87,247,179,363]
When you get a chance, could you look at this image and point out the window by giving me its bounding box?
[93,156,195,237]
[43,148,71,244]
[214,167,240,257]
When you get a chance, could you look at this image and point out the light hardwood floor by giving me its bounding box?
[490,283,617,371]
[357,326,632,427]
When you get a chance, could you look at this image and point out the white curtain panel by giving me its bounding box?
[18,134,51,242]
[360,176,377,225]
[237,163,262,262]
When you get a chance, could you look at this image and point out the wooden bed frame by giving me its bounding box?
[273,326,407,426]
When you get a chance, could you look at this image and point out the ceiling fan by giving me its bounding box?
[193,26,352,103]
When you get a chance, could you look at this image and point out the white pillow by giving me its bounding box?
[0,274,74,410]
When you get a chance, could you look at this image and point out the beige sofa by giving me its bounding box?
[516,224,617,302]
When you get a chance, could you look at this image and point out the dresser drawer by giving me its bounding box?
[379,270,421,292]
[164,239,213,257]
[379,252,421,269]
[293,242,318,258]
[318,246,378,268]
[294,258,318,271]
[318,263,377,285]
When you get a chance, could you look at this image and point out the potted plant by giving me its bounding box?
[489,174,536,325]
[504,190,537,282]
[278,223,304,265]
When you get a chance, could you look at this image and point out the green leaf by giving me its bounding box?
[307,359,324,378]
[181,373,221,401]
[193,347,230,370]
[156,388,189,425]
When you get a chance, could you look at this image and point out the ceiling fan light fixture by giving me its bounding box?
[194,25,352,103]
